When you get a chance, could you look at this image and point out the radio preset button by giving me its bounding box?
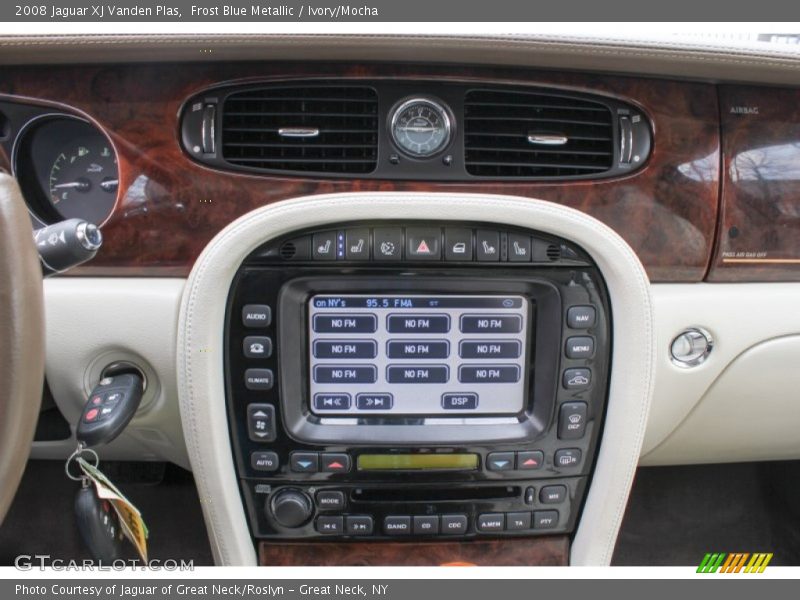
[413,515,440,535]
[441,514,468,534]
[563,368,591,390]
[565,336,595,359]
[313,340,377,359]
[386,340,450,359]
[290,452,319,473]
[506,512,532,531]
[567,305,596,329]
[321,453,351,473]
[247,404,276,442]
[386,365,449,384]
[460,314,522,334]
[517,450,544,470]
[459,365,520,384]
[242,304,272,328]
[244,368,274,391]
[441,393,478,410]
[540,485,568,504]
[250,451,279,472]
[373,227,403,261]
[533,510,559,529]
[558,402,588,439]
[316,491,345,510]
[486,452,515,471]
[243,336,272,359]
[314,365,377,384]
[459,340,521,359]
[356,393,393,410]
[384,516,411,535]
[346,515,374,535]
[316,516,344,534]
[554,448,582,468]
[313,314,377,334]
[477,513,505,532]
[387,314,450,334]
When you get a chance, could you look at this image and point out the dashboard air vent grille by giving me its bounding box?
[464,88,614,178]
[221,85,379,174]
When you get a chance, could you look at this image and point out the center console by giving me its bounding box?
[224,221,610,542]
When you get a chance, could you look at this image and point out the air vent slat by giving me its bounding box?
[464,88,614,179]
[222,84,378,175]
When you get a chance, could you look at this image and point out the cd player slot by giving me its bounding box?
[352,486,520,503]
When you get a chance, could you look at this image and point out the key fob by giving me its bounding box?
[74,485,127,562]
[76,373,144,447]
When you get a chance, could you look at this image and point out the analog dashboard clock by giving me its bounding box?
[389,97,453,158]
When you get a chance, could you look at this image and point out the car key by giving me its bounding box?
[74,484,128,562]
[76,372,145,447]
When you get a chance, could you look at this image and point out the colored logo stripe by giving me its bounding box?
[697,553,773,573]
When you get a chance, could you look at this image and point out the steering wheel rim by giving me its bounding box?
[0,172,45,524]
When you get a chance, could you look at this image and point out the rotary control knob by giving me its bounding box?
[268,489,313,528]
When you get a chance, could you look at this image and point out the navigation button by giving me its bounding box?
[314,365,377,384]
[250,451,279,472]
[460,314,522,334]
[565,336,595,359]
[508,234,531,263]
[387,314,450,334]
[247,404,276,442]
[444,228,474,261]
[486,451,515,471]
[312,231,338,261]
[386,340,449,359]
[245,368,274,391]
[567,305,596,329]
[459,365,520,384]
[476,230,500,262]
[321,453,351,473]
[387,365,449,384]
[345,228,370,260]
[356,393,393,410]
[313,393,352,411]
[477,513,505,532]
[290,452,319,473]
[243,336,272,359]
[406,228,441,260]
[558,401,588,439]
[384,516,411,535]
[517,450,544,471]
[242,304,272,328]
[442,393,478,410]
[441,514,468,534]
[373,227,403,261]
[346,516,374,535]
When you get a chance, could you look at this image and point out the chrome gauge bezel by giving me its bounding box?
[388,97,454,159]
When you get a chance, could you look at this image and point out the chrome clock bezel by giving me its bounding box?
[389,97,453,159]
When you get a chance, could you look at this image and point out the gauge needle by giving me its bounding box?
[400,126,436,132]
[100,179,119,191]
[53,181,90,190]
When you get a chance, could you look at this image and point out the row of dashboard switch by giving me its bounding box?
[477,510,559,532]
[486,449,582,471]
[290,451,351,473]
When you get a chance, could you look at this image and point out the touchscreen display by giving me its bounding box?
[307,294,530,415]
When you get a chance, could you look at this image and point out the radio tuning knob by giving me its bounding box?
[269,489,313,528]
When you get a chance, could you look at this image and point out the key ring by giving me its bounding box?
[65,443,99,482]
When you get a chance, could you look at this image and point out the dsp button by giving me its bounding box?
[477,513,505,533]
[384,516,411,535]
[441,393,478,410]
[320,453,351,473]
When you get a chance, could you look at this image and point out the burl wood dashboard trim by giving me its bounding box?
[707,85,800,282]
[0,62,721,281]
[258,536,569,566]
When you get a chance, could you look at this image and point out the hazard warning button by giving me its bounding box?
[406,228,442,261]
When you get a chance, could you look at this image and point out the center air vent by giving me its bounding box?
[464,88,616,179]
[220,84,379,175]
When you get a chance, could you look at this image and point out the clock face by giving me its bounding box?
[390,98,452,158]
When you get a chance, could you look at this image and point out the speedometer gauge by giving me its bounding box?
[389,98,452,158]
